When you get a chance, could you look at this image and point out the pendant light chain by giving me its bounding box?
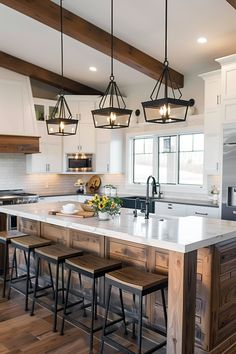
[91,0,132,129]
[110,0,114,81]
[164,0,168,64]
[141,0,195,125]
[60,0,64,90]
[46,0,78,136]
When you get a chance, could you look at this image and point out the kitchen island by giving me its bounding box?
[1,201,236,354]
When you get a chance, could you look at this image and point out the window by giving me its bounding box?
[133,137,153,183]
[131,132,204,186]
[159,136,177,184]
[179,133,204,185]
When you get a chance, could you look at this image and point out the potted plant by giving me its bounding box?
[88,194,122,220]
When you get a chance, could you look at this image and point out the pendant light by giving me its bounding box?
[142,0,194,124]
[91,0,132,129]
[46,0,78,136]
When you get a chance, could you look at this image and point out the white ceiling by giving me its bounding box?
[0,0,235,92]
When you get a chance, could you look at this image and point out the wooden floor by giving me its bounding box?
[0,285,119,354]
[0,284,166,354]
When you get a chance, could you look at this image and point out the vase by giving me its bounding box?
[98,211,110,221]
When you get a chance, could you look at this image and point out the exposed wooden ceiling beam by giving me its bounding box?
[0,0,184,88]
[0,51,102,95]
[226,0,236,9]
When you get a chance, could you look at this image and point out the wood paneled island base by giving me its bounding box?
[1,201,236,354]
[12,216,236,354]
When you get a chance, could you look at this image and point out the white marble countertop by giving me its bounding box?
[1,201,236,253]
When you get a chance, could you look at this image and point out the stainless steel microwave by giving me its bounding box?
[66,153,93,172]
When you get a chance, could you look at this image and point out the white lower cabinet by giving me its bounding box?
[186,205,219,218]
[156,202,187,217]
[156,201,219,218]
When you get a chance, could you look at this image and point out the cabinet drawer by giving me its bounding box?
[109,240,147,261]
[187,205,219,218]
[18,217,40,236]
[156,202,186,217]
[70,229,104,256]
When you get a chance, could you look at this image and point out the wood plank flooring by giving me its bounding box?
[0,285,119,354]
[0,284,166,354]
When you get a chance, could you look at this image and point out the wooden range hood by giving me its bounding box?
[0,135,40,154]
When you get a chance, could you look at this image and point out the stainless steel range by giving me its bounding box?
[0,189,39,230]
[0,189,39,205]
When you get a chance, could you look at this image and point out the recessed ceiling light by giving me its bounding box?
[197,37,207,44]
[89,66,97,72]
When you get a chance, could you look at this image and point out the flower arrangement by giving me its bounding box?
[210,185,219,195]
[88,194,122,216]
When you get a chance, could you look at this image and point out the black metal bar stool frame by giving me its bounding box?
[100,277,168,354]
[31,252,81,332]
[0,238,22,298]
[60,261,125,354]
[7,243,54,312]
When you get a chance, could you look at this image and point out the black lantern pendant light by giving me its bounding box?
[142,0,194,124]
[46,0,78,136]
[91,0,132,129]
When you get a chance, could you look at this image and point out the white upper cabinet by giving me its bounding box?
[199,70,221,176]
[216,54,236,101]
[96,129,124,174]
[216,55,236,124]
[0,68,37,136]
[63,96,97,155]
[199,70,221,113]
[27,99,62,174]
[26,141,62,174]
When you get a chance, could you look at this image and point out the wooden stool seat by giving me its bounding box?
[35,244,83,261]
[0,230,27,242]
[66,254,122,275]
[11,235,51,250]
[106,266,168,292]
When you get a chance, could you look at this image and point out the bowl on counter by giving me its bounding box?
[80,203,94,212]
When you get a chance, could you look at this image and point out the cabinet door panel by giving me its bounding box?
[186,205,219,218]
[155,202,186,217]
[79,123,95,153]
[204,134,220,175]
[96,141,110,173]
[205,78,221,111]
[79,100,95,124]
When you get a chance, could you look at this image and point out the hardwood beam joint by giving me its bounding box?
[0,0,184,88]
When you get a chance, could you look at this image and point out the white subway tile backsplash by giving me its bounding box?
[0,155,126,196]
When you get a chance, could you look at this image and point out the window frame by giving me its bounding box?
[177,133,204,186]
[132,136,155,184]
[129,131,204,187]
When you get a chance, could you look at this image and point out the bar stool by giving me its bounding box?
[100,267,168,354]
[0,230,28,298]
[8,235,52,310]
[60,254,123,354]
[30,244,83,332]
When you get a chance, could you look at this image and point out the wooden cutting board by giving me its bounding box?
[49,210,94,218]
